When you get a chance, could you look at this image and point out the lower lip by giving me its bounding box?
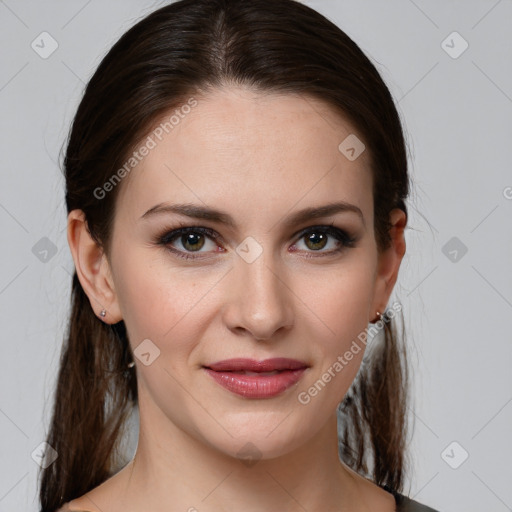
[203,368,307,398]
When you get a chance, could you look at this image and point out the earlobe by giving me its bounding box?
[67,209,123,323]
[369,208,407,319]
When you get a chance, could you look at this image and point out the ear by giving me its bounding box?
[67,209,123,324]
[369,208,407,321]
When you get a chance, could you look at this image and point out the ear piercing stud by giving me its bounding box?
[371,311,382,323]
[100,309,106,318]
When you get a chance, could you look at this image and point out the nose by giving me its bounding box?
[222,248,294,341]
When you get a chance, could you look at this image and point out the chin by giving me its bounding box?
[198,417,313,463]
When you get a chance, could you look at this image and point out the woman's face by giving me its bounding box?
[86,86,404,460]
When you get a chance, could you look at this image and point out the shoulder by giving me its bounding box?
[395,493,441,511]
[379,484,440,512]
[53,503,93,512]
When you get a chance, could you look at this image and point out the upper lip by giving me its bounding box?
[204,358,309,372]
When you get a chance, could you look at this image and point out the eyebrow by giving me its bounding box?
[140,201,365,229]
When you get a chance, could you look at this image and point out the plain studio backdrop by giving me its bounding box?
[0,1,511,511]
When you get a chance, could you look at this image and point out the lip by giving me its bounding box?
[203,358,309,399]
[205,358,308,372]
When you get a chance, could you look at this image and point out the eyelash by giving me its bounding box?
[154,222,357,261]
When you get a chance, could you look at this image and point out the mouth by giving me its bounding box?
[203,357,309,373]
[202,358,309,398]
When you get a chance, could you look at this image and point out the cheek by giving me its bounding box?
[298,254,377,395]
[113,252,216,361]
[306,255,377,339]
[114,266,168,344]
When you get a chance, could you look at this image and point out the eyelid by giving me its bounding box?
[159,221,350,241]
[159,224,220,243]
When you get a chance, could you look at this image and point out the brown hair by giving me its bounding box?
[39,0,411,510]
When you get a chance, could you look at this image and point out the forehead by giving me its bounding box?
[115,86,373,224]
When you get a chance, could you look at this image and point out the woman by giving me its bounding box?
[40,0,441,510]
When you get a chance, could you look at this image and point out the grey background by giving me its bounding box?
[1,1,511,511]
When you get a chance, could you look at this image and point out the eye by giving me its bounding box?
[156,225,221,260]
[291,225,357,257]
[155,223,357,260]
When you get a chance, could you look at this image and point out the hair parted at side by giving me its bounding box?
[39,0,411,510]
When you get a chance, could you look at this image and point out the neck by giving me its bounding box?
[113,404,367,511]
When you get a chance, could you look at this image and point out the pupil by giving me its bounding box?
[307,232,327,250]
[183,233,204,251]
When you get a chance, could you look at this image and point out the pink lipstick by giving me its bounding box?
[203,358,308,399]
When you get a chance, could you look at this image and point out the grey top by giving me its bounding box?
[381,484,440,511]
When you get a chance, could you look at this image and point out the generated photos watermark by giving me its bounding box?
[93,97,198,200]
[297,301,401,405]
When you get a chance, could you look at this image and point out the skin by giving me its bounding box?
[67,85,406,512]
